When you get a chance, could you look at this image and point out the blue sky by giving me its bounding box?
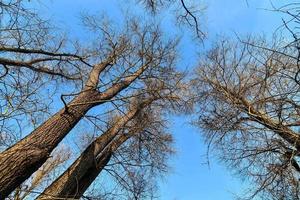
[159,2,284,199]
[34,1,290,199]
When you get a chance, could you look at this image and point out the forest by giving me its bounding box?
[0,0,300,199]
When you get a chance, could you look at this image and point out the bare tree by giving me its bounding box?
[193,37,300,199]
[0,0,200,198]
[191,2,300,198]
[0,11,181,197]
[37,88,177,199]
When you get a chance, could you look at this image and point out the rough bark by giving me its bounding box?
[37,102,146,199]
[0,59,149,198]
[40,134,130,199]
[0,90,98,198]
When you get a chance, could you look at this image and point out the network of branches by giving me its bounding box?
[1,0,300,200]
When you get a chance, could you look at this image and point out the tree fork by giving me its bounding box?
[0,57,149,198]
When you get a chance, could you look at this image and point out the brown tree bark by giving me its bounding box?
[0,59,150,198]
[37,100,150,199]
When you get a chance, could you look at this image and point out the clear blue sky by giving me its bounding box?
[35,1,288,199]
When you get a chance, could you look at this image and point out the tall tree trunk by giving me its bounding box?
[37,136,114,199]
[38,131,130,199]
[0,90,99,198]
[0,58,150,198]
[37,101,149,199]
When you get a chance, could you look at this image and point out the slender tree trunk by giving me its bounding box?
[37,101,149,199]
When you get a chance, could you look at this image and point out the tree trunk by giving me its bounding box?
[37,136,114,199]
[38,133,130,199]
[0,90,100,198]
[0,59,149,198]
[37,102,146,199]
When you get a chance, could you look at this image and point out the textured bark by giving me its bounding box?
[37,137,113,199]
[0,90,100,198]
[38,133,130,199]
[37,101,148,199]
[0,59,150,198]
